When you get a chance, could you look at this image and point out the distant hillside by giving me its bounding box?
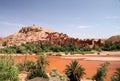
[106,35,120,43]
[0,25,104,48]
[0,37,3,41]
[0,37,3,46]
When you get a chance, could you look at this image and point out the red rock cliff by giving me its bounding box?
[0,25,104,48]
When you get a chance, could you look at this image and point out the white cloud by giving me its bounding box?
[77,25,92,29]
[105,16,119,19]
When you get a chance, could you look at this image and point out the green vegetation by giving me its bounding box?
[102,42,120,51]
[17,60,35,72]
[93,46,102,52]
[0,42,93,54]
[27,55,49,79]
[0,55,19,81]
[111,68,120,81]
[0,41,120,55]
[49,69,69,81]
[17,55,49,80]
[65,60,85,81]
[92,62,110,81]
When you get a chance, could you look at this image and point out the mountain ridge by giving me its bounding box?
[1,25,118,48]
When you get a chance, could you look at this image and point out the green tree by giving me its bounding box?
[65,60,85,81]
[102,42,120,51]
[111,68,120,81]
[92,62,110,81]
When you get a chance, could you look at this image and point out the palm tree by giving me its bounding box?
[111,68,120,81]
[92,62,109,81]
[64,60,85,81]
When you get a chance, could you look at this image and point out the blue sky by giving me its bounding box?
[0,0,120,39]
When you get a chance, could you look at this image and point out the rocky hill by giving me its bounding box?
[0,25,104,48]
[106,35,120,43]
[0,37,3,46]
[0,37,3,41]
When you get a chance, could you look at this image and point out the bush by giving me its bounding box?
[79,47,92,52]
[17,61,35,72]
[27,69,48,79]
[0,42,95,54]
[102,42,120,51]
[49,69,69,81]
[93,46,102,52]
[27,55,49,79]
[0,55,19,81]
[92,62,110,81]
[111,68,120,81]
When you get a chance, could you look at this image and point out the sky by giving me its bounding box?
[0,0,120,39]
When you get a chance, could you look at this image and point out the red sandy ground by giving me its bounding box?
[13,54,120,81]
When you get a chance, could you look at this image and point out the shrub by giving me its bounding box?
[17,61,35,72]
[49,69,69,81]
[111,68,120,81]
[27,69,48,79]
[102,42,120,51]
[93,46,102,52]
[27,55,49,79]
[0,42,95,54]
[0,55,19,81]
[92,62,110,81]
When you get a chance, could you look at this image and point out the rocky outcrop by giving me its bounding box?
[106,35,120,43]
[0,25,104,48]
[0,37,3,46]
[19,24,54,33]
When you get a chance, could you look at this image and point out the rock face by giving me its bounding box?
[19,25,54,33]
[106,35,120,43]
[0,37,3,46]
[0,25,104,48]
